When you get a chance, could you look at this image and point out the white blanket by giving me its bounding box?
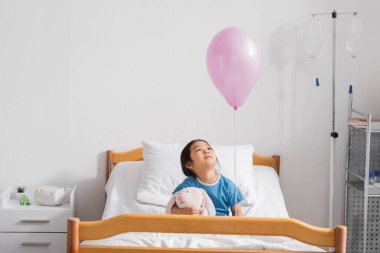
[82,232,323,251]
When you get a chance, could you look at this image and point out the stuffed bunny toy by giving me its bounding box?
[165,187,215,216]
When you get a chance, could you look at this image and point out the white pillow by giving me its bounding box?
[102,161,165,219]
[136,140,255,207]
[137,141,186,207]
[213,145,256,206]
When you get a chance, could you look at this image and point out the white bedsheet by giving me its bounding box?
[90,162,323,251]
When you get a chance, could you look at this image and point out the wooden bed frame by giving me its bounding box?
[67,148,346,253]
[105,147,281,182]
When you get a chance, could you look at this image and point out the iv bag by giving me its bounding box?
[304,18,322,58]
[346,15,362,58]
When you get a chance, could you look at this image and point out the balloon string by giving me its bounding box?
[234,109,237,212]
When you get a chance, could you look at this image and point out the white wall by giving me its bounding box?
[0,0,379,226]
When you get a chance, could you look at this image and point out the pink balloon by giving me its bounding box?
[206,27,260,110]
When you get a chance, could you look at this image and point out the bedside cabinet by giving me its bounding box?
[0,186,76,253]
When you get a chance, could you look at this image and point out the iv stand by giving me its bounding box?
[311,10,358,228]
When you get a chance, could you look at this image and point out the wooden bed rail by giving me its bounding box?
[68,214,346,253]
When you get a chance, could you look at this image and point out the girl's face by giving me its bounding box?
[186,141,216,174]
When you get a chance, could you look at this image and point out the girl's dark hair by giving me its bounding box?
[180,139,212,177]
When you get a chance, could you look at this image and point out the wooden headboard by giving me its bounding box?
[106,148,280,182]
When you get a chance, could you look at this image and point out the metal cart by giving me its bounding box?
[345,108,380,253]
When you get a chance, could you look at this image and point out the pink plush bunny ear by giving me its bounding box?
[165,193,177,214]
[199,189,216,216]
[201,192,206,209]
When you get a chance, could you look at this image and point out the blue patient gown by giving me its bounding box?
[173,174,244,216]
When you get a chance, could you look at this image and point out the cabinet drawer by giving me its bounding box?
[0,208,72,232]
[0,232,66,253]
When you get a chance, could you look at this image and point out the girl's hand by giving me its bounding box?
[231,203,243,216]
[171,205,201,215]
[183,208,201,215]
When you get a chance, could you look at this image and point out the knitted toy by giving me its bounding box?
[19,195,31,205]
